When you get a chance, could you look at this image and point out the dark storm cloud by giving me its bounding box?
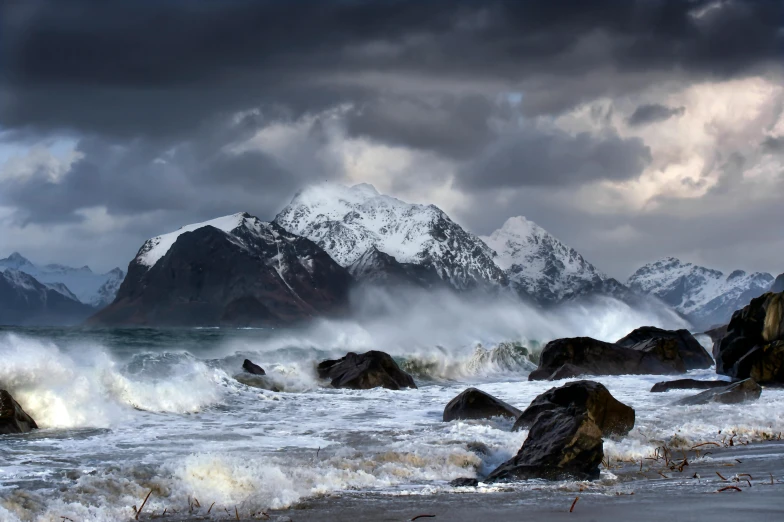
[0,110,335,225]
[627,103,686,126]
[344,95,507,158]
[762,135,784,153]
[459,128,652,189]
[1,0,782,137]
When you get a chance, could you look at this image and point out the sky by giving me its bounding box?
[0,0,783,279]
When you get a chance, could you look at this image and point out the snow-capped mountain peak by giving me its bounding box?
[480,216,605,303]
[274,183,507,290]
[627,257,774,328]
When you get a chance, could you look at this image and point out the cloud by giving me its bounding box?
[459,127,652,188]
[628,104,686,126]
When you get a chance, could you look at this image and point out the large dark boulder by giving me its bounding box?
[486,408,603,482]
[513,380,634,437]
[713,291,784,384]
[0,390,38,435]
[616,326,713,370]
[242,359,266,375]
[317,351,417,390]
[443,388,521,422]
[650,378,731,393]
[529,336,690,381]
[675,378,761,406]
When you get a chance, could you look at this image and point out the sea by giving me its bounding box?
[1,295,784,521]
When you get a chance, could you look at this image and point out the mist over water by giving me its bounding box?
[5,290,775,522]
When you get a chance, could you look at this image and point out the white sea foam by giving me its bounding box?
[0,333,228,428]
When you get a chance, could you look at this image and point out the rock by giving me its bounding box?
[317,351,417,390]
[704,324,728,343]
[676,378,762,405]
[0,390,38,435]
[486,408,603,482]
[443,388,521,422]
[650,378,732,393]
[529,336,691,381]
[713,291,784,384]
[616,326,713,370]
[234,373,282,392]
[242,359,266,375]
[449,477,479,487]
[513,380,634,437]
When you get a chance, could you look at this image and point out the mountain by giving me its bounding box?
[347,246,443,288]
[0,269,96,326]
[0,252,125,307]
[89,212,352,327]
[627,257,774,329]
[772,273,784,293]
[274,183,507,291]
[480,216,607,304]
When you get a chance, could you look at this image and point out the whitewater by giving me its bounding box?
[1,295,784,521]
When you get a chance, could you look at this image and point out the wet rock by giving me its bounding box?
[317,351,417,390]
[443,388,521,422]
[234,373,282,392]
[450,477,479,487]
[486,408,603,482]
[513,380,634,437]
[529,336,691,381]
[466,441,490,456]
[704,324,728,344]
[242,359,266,375]
[713,291,784,384]
[616,326,713,370]
[0,390,38,435]
[675,378,762,406]
[650,378,731,393]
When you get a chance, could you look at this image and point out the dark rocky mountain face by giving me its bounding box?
[0,269,95,326]
[348,247,446,289]
[772,274,784,293]
[89,216,352,327]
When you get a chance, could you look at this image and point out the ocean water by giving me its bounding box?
[1,308,784,521]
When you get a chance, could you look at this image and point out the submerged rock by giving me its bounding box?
[443,388,521,422]
[513,380,634,437]
[616,326,713,370]
[676,378,762,406]
[317,351,417,390]
[650,378,731,393]
[529,336,692,381]
[713,291,784,384]
[242,359,266,375]
[486,408,603,482]
[0,390,38,435]
[449,477,479,487]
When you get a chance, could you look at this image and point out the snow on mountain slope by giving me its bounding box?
[627,257,774,328]
[0,253,124,308]
[480,216,606,303]
[274,183,507,290]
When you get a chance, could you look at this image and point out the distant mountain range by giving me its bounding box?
[0,253,124,326]
[627,257,776,329]
[2,183,780,328]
